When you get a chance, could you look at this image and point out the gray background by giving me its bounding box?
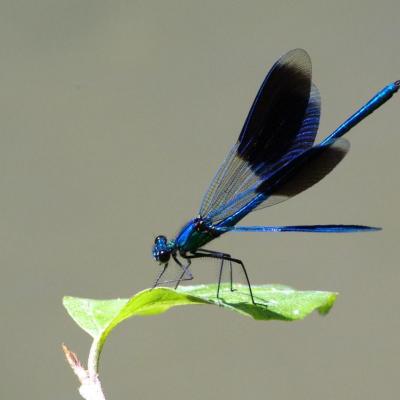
[0,1,399,399]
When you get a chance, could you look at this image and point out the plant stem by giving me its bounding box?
[63,343,106,400]
[88,338,102,376]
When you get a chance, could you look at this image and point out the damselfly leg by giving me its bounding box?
[173,256,192,289]
[152,256,193,289]
[195,248,235,292]
[152,263,168,288]
[183,250,256,304]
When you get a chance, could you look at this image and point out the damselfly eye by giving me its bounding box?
[158,250,170,263]
[154,235,167,244]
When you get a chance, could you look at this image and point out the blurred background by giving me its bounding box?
[0,1,399,399]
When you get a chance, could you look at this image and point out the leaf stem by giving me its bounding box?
[88,338,102,376]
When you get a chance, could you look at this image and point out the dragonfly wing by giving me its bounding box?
[213,224,380,233]
[258,138,350,207]
[207,138,350,226]
[237,49,315,166]
[200,49,320,223]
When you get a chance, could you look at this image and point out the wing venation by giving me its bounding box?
[199,49,320,222]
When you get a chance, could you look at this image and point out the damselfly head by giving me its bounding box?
[152,235,171,264]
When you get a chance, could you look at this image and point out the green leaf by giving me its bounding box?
[64,284,337,372]
[63,284,337,340]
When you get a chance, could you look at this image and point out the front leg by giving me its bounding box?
[173,255,193,289]
[152,256,193,288]
[152,263,168,289]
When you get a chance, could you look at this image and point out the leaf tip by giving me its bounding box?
[62,296,73,309]
[317,292,338,315]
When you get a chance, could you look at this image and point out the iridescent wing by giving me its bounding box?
[199,49,320,223]
[209,138,351,226]
[257,138,350,204]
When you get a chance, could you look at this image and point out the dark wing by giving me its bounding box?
[258,138,350,206]
[200,49,320,223]
[209,139,350,225]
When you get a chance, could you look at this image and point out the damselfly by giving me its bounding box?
[152,49,399,304]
